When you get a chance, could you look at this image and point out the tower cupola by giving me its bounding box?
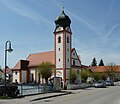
[55,10,71,31]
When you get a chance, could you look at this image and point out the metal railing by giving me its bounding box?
[17,84,53,96]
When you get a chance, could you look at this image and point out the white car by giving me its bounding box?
[94,80,106,88]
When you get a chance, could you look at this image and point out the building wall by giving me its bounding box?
[12,71,20,83]
[56,32,63,68]
[21,70,27,83]
[71,49,81,66]
[66,69,70,79]
[72,50,78,59]
[29,68,36,82]
[66,33,71,68]
[56,70,64,79]
[72,59,81,66]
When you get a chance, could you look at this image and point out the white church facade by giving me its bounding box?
[12,9,82,85]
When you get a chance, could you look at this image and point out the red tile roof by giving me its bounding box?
[13,60,28,70]
[27,51,55,67]
[89,66,120,73]
[12,48,79,70]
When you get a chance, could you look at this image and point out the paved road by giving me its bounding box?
[0,85,120,104]
[35,86,120,104]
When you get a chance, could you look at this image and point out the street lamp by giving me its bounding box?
[4,40,13,96]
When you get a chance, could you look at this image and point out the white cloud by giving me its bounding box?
[102,23,120,40]
[0,0,52,24]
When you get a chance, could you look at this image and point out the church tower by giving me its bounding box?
[54,8,72,84]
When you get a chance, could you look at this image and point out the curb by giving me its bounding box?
[30,92,70,102]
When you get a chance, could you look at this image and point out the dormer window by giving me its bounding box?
[58,36,61,43]
[67,36,69,43]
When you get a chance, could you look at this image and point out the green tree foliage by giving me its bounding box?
[101,73,107,80]
[91,57,97,66]
[37,62,54,84]
[81,69,89,82]
[92,72,101,81]
[92,72,107,81]
[99,59,104,66]
[70,69,77,83]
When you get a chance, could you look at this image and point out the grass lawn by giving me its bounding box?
[0,96,12,99]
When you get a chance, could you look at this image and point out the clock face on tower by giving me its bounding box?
[65,27,71,32]
[56,27,63,32]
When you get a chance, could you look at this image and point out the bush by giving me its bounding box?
[0,84,19,97]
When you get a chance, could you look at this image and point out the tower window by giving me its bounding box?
[58,36,61,43]
[59,58,60,62]
[67,36,69,43]
[68,59,69,62]
[59,48,60,51]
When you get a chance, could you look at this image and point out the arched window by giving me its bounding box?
[67,36,69,43]
[58,36,61,43]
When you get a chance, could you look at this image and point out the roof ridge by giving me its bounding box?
[26,50,54,59]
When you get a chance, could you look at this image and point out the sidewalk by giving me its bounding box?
[0,91,71,104]
[2,83,119,104]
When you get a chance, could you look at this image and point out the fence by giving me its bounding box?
[67,83,94,90]
[17,84,52,96]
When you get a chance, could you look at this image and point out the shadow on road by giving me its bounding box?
[30,91,73,102]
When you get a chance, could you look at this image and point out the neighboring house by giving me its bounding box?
[2,68,12,81]
[12,9,82,85]
[89,66,120,73]
[89,66,120,80]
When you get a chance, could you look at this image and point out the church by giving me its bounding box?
[12,8,82,85]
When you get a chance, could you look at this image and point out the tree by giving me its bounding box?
[70,69,77,83]
[81,69,89,82]
[37,62,54,84]
[105,63,118,80]
[92,72,101,81]
[91,57,97,66]
[99,59,104,66]
[101,73,107,80]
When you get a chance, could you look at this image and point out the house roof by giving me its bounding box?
[12,48,82,70]
[13,60,29,70]
[89,66,120,73]
[27,51,55,67]
[2,68,12,74]
[13,60,21,70]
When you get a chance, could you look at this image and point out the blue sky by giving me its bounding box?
[0,0,120,68]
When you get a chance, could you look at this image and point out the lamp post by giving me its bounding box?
[4,40,13,96]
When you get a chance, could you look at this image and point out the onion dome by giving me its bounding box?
[55,10,71,31]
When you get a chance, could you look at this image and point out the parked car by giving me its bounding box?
[105,80,114,86]
[94,80,106,88]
